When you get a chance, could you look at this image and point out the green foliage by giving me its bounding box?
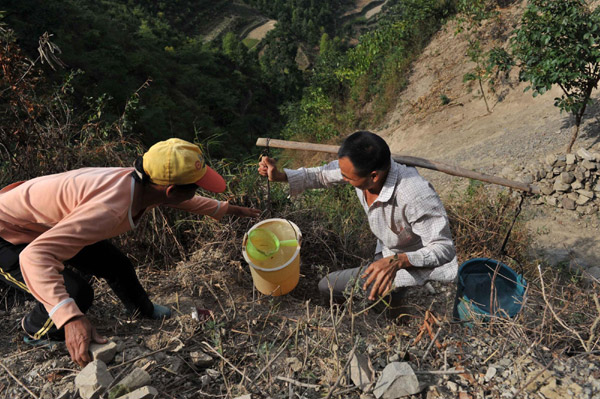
[281,87,338,141]
[511,0,600,151]
[455,0,499,33]
[440,93,451,105]
[3,0,281,158]
[285,0,455,143]
[455,0,502,113]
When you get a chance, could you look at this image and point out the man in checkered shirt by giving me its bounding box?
[258,131,458,312]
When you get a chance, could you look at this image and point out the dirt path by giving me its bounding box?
[245,19,276,40]
[378,12,600,269]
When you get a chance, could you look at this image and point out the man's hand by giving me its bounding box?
[64,316,107,367]
[362,253,410,300]
[227,204,261,218]
[258,156,288,182]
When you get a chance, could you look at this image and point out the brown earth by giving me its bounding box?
[379,4,600,270]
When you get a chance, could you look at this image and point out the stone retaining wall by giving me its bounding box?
[501,143,600,214]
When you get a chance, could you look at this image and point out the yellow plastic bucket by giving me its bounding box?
[242,218,301,296]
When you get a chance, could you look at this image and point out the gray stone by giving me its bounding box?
[374,362,420,399]
[447,381,458,392]
[577,189,594,199]
[190,351,214,368]
[233,396,252,399]
[576,195,591,205]
[567,192,579,201]
[566,154,576,164]
[520,174,534,184]
[571,180,583,190]
[546,154,557,166]
[75,360,114,399]
[114,386,158,399]
[540,184,554,195]
[585,204,599,214]
[553,180,571,192]
[200,374,210,389]
[485,367,497,382]
[577,148,594,161]
[582,160,598,170]
[165,356,183,373]
[556,155,567,167]
[560,172,575,184]
[562,197,576,210]
[89,341,118,364]
[545,197,558,207]
[109,368,151,398]
[350,353,374,391]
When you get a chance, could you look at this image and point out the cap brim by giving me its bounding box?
[195,166,226,193]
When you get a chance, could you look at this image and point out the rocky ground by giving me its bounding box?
[0,224,598,399]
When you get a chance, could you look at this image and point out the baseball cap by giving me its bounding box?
[142,138,226,193]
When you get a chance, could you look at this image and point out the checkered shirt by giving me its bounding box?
[284,159,458,287]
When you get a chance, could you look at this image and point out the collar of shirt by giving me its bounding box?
[368,160,400,206]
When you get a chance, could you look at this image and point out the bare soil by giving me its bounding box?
[245,20,277,41]
[379,5,600,269]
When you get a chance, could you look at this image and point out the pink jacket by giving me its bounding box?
[0,167,229,328]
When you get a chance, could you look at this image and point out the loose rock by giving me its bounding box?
[373,362,420,399]
[74,360,114,399]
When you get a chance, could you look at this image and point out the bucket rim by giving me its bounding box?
[242,218,302,272]
[458,257,527,288]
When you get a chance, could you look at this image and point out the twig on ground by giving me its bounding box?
[422,325,443,360]
[325,339,358,399]
[252,329,295,384]
[414,369,471,375]
[201,341,255,389]
[0,362,40,399]
[537,265,589,351]
[275,376,320,389]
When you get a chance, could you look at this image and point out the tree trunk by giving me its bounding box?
[479,77,491,113]
[566,110,584,153]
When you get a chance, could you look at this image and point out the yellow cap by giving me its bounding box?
[143,138,226,193]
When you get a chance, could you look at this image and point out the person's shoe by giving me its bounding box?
[151,303,172,319]
[23,335,61,348]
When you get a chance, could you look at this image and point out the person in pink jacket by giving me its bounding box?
[0,138,260,367]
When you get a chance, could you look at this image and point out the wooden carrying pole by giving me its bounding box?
[256,138,539,194]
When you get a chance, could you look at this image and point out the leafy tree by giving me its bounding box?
[455,0,500,113]
[511,0,600,152]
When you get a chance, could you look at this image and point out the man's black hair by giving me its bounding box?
[337,131,391,177]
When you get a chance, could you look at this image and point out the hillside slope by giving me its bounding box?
[379,2,600,270]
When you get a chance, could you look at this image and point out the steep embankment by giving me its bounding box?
[379,3,600,269]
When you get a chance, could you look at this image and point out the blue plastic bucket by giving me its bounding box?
[453,258,527,324]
